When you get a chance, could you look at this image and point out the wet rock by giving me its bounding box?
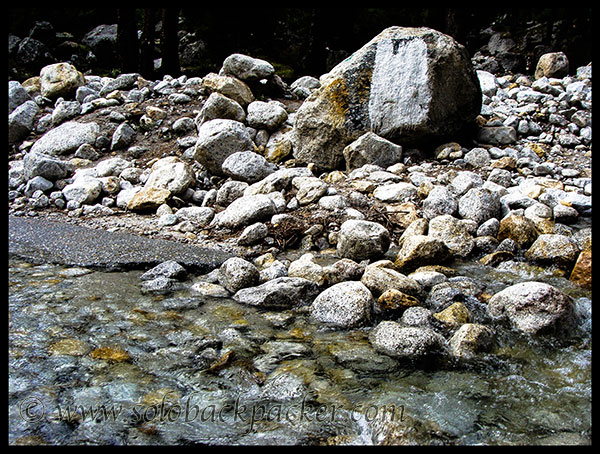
[218,257,259,294]
[311,281,373,328]
[427,215,475,258]
[369,321,448,360]
[336,220,390,261]
[360,262,424,300]
[487,281,575,335]
[394,234,450,272]
[400,306,435,327]
[433,302,471,328]
[140,260,187,281]
[525,234,580,270]
[375,288,420,316]
[233,277,318,309]
[449,323,495,360]
[292,26,481,170]
[570,247,592,290]
[497,213,538,249]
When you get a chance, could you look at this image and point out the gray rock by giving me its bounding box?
[343,131,403,171]
[95,157,132,177]
[140,260,187,281]
[62,176,102,205]
[476,126,517,145]
[487,281,575,334]
[9,80,31,115]
[30,121,99,156]
[311,281,373,328]
[110,122,136,150]
[458,187,501,225]
[9,100,39,144]
[246,101,288,131]
[214,193,277,229]
[144,157,195,195]
[449,171,483,196]
[51,100,81,125]
[535,52,569,80]
[215,180,248,206]
[464,147,491,168]
[194,119,254,175]
[221,151,277,183]
[422,185,458,219]
[290,75,320,99]
[360,263,424,300]
[336,219,390,261]
[293,176,328,205]
[24,176,54,197]
[394,234,450,271]
[39,62,85,99]
[237,222,268,246]
[369,321,448,360]
[525,234,580,270]
[222,53,275,81]
[233,277,319,309]
[401,306,435,327]
[373,182,418,203]
[175,206,215,227]
[218,257,259,293]
[195,92,246,126]
[292,26,481,170]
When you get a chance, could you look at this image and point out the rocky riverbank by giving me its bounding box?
[8,25,592,427]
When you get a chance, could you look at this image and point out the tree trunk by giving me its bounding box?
[117,9,139,73]
[160,8,180,77]
[139,9,156,79]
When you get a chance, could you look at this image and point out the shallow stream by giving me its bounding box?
[8,254,591,445]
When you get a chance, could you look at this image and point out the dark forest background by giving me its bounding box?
[8,8,593,81]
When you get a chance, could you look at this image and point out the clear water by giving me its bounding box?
[8,257,591,445]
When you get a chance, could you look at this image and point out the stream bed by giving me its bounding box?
[8,255,591,445]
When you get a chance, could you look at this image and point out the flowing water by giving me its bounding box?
[8,255,591,445]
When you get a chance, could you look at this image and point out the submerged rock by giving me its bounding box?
[370,321,448,360]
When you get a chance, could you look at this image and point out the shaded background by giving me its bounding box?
[8,8,593,81]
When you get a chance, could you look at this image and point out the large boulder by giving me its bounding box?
[487,281,575,335]
[30,121,99,156]
[292,26,481,170]
[39,62,85,99]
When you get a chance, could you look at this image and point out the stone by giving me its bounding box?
[360,263,424,300]
[175,207,215,227]
[202,72,254,107]
[62,176,102,205]
[476,126,517,145]
[110,123,136,150]
[487,281,575,335]
[39,62,85,99]
[9,80,32,114]
[214,193,276,229]
[195,92,246,125]
[497,214,539,249]
[343,131,403,171]
[233,277,319,309]
[375,288,420,316]
[449,323,495,360]
[30,121,99,156]
[292,26,481,170]
[221,151,277,183]
[194,119,255,176]
[246,101,288,131]
[422,185,458,219]
[140,260,187,281]
[9,100,39,144]
[427,215,475,258]
[433,301,471,327]
[145,157,195,195]
[525,234,580,270]
[535,52,569,80]
[336,219,390,261]
[395,234,450,272]
[369,321,448,360]
[311,281,373,328]
[216,181,248,206]
[570,247,592,290]
[237,222,268,246]
[23,150,72,181]
[222,53,275,81]
[127,187,171,211]
[218,257,259,293]
[288,253,326,286]
[293,176,328,205]
[95,157,132,177]
[373,182,418,203]
[458,187,501,225]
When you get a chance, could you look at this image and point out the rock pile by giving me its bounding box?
[8,26,592,365]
